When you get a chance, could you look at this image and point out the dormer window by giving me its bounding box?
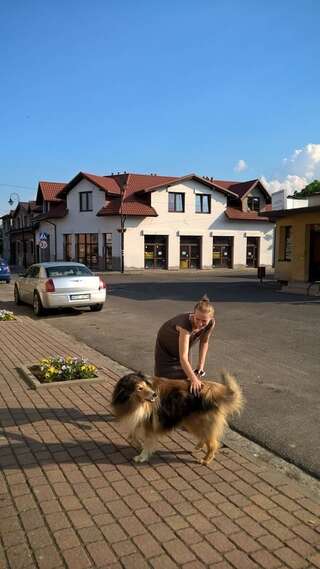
[247,197,260,212]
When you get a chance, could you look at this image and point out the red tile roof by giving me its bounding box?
[225,207,271,222]
[39,181,66,201]
[214,178,271,201]
[97,197,157,217]
[118,173,177,196]
[33,202,67,221]
[79,172,121,194]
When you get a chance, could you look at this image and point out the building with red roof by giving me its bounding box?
[3,170,274,271]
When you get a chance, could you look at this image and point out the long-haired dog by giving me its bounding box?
[112,371,243,465]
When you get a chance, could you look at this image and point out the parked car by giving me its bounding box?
[0,258,11,283]
[14,262,107,316]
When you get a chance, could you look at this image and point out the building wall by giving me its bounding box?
[125,180,273,269]
[35,180,121,268]
[274,210,320,282]
[35,178,274,270]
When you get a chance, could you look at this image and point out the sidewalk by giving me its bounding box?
[0,316,319,569]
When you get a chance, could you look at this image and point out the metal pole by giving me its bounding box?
[120,183,127,274]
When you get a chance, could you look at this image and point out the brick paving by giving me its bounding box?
[0,316,319,569]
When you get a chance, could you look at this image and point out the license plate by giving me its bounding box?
[70,294,90,300]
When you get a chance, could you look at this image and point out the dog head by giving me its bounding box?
[112,372,157,411]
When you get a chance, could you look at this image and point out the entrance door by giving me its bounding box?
[180,237,201,269]
[212,236,233,268]
[144,236,167,269]
[246,237,259,267]
[309,226,320,281]
[103,233,113,270]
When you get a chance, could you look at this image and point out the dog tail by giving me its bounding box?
[204,371,244,416]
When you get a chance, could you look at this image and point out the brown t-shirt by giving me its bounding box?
[154,313,214,379]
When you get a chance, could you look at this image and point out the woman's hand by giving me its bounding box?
[189,375,202,395]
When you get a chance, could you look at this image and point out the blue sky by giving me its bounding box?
[1,0,320,215]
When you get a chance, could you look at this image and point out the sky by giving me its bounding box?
[1,0,320,215]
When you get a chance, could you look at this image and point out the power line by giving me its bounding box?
[0,183,35,190]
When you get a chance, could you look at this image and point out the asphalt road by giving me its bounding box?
[1,271,320,478]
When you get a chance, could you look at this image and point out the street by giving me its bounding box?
[1,271,320,478]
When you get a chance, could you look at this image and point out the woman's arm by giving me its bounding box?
[197,319,215,372]
[178,328,202,394]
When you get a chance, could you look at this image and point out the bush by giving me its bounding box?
[38,356,97,383]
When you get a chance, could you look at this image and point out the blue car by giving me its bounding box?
[0,259,11,283]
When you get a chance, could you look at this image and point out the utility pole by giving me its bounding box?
[118,182,127,273]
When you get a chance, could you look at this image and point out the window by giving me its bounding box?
[279,225,292,261]
[46,265,92,277]
[196,194,211,213]
[247,197,260,212]
[79,191,93,212]
[63,234,73,261]
[168,192,184,212]
[75,233,98,267]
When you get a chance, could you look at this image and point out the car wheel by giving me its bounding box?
[33,292,44,316]
[14,285,21,305]
[90,303,104,312]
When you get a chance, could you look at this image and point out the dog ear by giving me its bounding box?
[136,371,146,379]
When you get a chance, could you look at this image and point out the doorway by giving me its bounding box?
[212,236,233,268]
[144,236,168,269]
[246,237,259,267]
[309,225,320,281]
[180,236,201,269]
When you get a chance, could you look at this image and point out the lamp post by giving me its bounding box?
[117,182,127,273]
[8,192,26,269]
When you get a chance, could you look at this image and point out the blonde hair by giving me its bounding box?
[194,295,214,316]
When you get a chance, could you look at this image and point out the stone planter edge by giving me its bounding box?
[18,364,108,390]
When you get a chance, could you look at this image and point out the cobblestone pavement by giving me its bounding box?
[0,316,319,569]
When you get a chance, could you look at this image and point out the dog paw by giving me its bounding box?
[200,457,213,466]
[133,454,148,463]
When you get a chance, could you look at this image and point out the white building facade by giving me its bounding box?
[34,173,274,271]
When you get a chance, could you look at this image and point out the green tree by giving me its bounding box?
[294,179,320,197]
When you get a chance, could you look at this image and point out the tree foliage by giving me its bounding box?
[294,179,320,197]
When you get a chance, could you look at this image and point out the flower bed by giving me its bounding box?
[0,309,16,321]
[34,356,97,383]
[19,356,107,390]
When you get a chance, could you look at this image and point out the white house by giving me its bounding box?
[33,171,274,271]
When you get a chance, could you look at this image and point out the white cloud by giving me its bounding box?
[263,143,320,194]
[234,159,247,172]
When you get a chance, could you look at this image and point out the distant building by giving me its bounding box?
[263,194,320,293]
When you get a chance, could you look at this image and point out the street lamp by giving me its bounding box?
[8,192,26,269]
[117,182,127,273]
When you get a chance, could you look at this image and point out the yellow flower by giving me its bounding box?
[48,366,57,374]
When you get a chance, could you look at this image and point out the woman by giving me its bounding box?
[154,295,215,394]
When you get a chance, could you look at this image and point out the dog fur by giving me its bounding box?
[112,371,243,465]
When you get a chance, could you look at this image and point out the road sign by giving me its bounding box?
[39,232,48,240]
[39,241,48,249]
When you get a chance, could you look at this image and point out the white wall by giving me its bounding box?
[36,180,121,267]
[36,178,274,270]
[125,180,273,269]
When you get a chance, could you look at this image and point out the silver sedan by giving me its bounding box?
[14,262,107,316]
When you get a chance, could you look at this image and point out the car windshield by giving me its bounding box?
[45,265,93,277]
